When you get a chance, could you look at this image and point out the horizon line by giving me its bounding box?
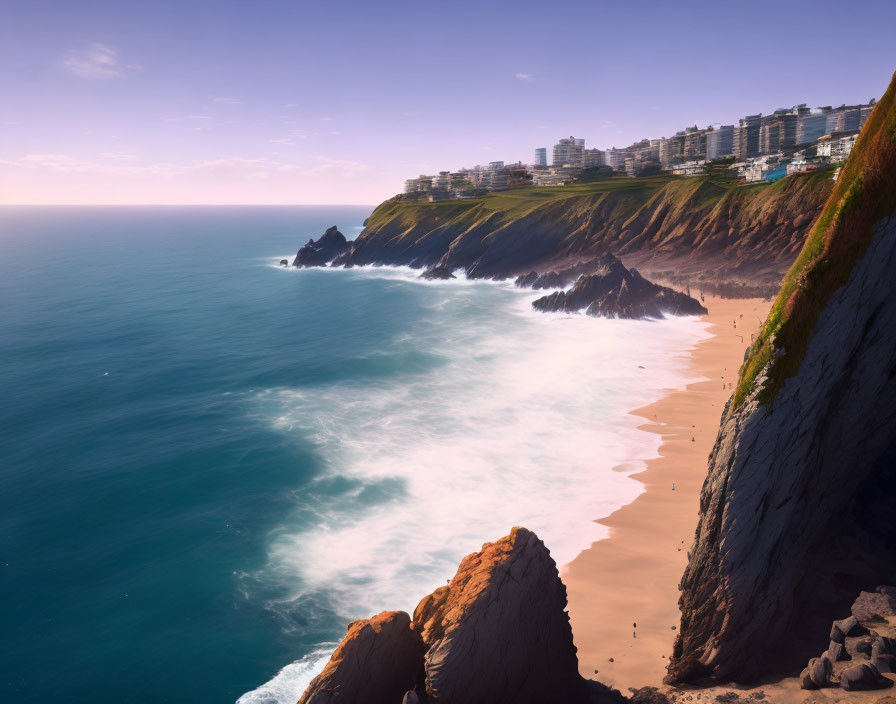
[0,202,379,207]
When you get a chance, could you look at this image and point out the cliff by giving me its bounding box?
[332,171,832,284]
[297,611,424,704]
[293,226,350,267]
[296,528,624,704]
[667,70,896,684]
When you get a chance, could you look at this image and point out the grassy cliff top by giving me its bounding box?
[365,169,833,234]
[733,70,896,408]
[366,174,679,227]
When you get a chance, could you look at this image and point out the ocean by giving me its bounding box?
[0,206,710,703]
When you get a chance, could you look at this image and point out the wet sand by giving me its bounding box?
[562,296,771,692]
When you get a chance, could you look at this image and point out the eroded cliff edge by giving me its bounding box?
[667,70,896,684]
[332,171,832,286]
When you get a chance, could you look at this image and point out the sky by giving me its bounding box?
[1,0,895,205]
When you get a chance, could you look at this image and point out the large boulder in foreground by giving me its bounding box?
[293,226,351,267]
[413,527,608,703]
[666,71,896,684]
[297,611,424,704]
[532,253,706,319]
[296,528,622,704]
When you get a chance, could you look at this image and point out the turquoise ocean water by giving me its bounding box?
[0,207,709,703]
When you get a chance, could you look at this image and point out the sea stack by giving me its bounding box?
[293,226,351,267]
[531,253,707,319]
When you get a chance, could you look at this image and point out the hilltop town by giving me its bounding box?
[404,99,877,200]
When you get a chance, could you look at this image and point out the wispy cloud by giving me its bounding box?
[212,96,242,105]
[101,151,140,161]
[515,72,533,81]
[269,129,317,146]
[62,43,124,79]
[1,153,369,179]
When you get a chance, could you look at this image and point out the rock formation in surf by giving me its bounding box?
[293,226,351,267]
[531,254,707,319]
[515,259,608,290]
[296,527,625,704]
[666,70,896,684]
[419,265,456,280]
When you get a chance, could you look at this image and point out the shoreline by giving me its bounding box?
[562,296,771,692]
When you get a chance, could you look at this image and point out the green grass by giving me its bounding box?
[732,70,896,408]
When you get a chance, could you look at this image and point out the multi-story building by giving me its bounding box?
[404,175,432,195]
[797,109,830,145]
[816,133,859,162]
[682,126,707,159]
[670,160,706,177]
[605,147,625,170]
[733,114,762,159]
[552,136,585,167]
[825,102,875,135]
[530,166,582,186]
[659,133,685,167]
[533,148,547,167]
[705,124,734,160]
[583,148,605,167]
[759,109,798,154]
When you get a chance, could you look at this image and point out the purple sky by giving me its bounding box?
[1,0,894,205]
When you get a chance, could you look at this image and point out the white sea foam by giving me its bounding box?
[236,645,337,704]
[240,266,711,702]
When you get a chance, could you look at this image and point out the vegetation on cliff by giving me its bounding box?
[733,70,896,408]
[346,170,832,282]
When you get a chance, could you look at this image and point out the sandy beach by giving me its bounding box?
[563,296,771,692]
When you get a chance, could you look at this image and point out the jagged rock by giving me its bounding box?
[296,611,424,704]
[839,663,892,691]
[419,266,456,280]
[279,259,289,266]
[293,226,351,267]
[666,73,896,684]
[832,616,861,643]
[297,529,624,704]
[853,586,896,623]
[531,254,706,320]
[515,258,608,290]
[875,655,896,674]
[627,686,673,703]
[412,527,611,703]
[858,638,876,655]
[828,641,849,662]
[874,638,896,657]
[799,656,833,689]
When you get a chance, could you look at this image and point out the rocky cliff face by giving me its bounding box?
[297,611,424,704]
[667,71,896,684]
[296,528,624,704]
[293,226,351,267]
[332,173,832,284]
[530,254,707,319]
